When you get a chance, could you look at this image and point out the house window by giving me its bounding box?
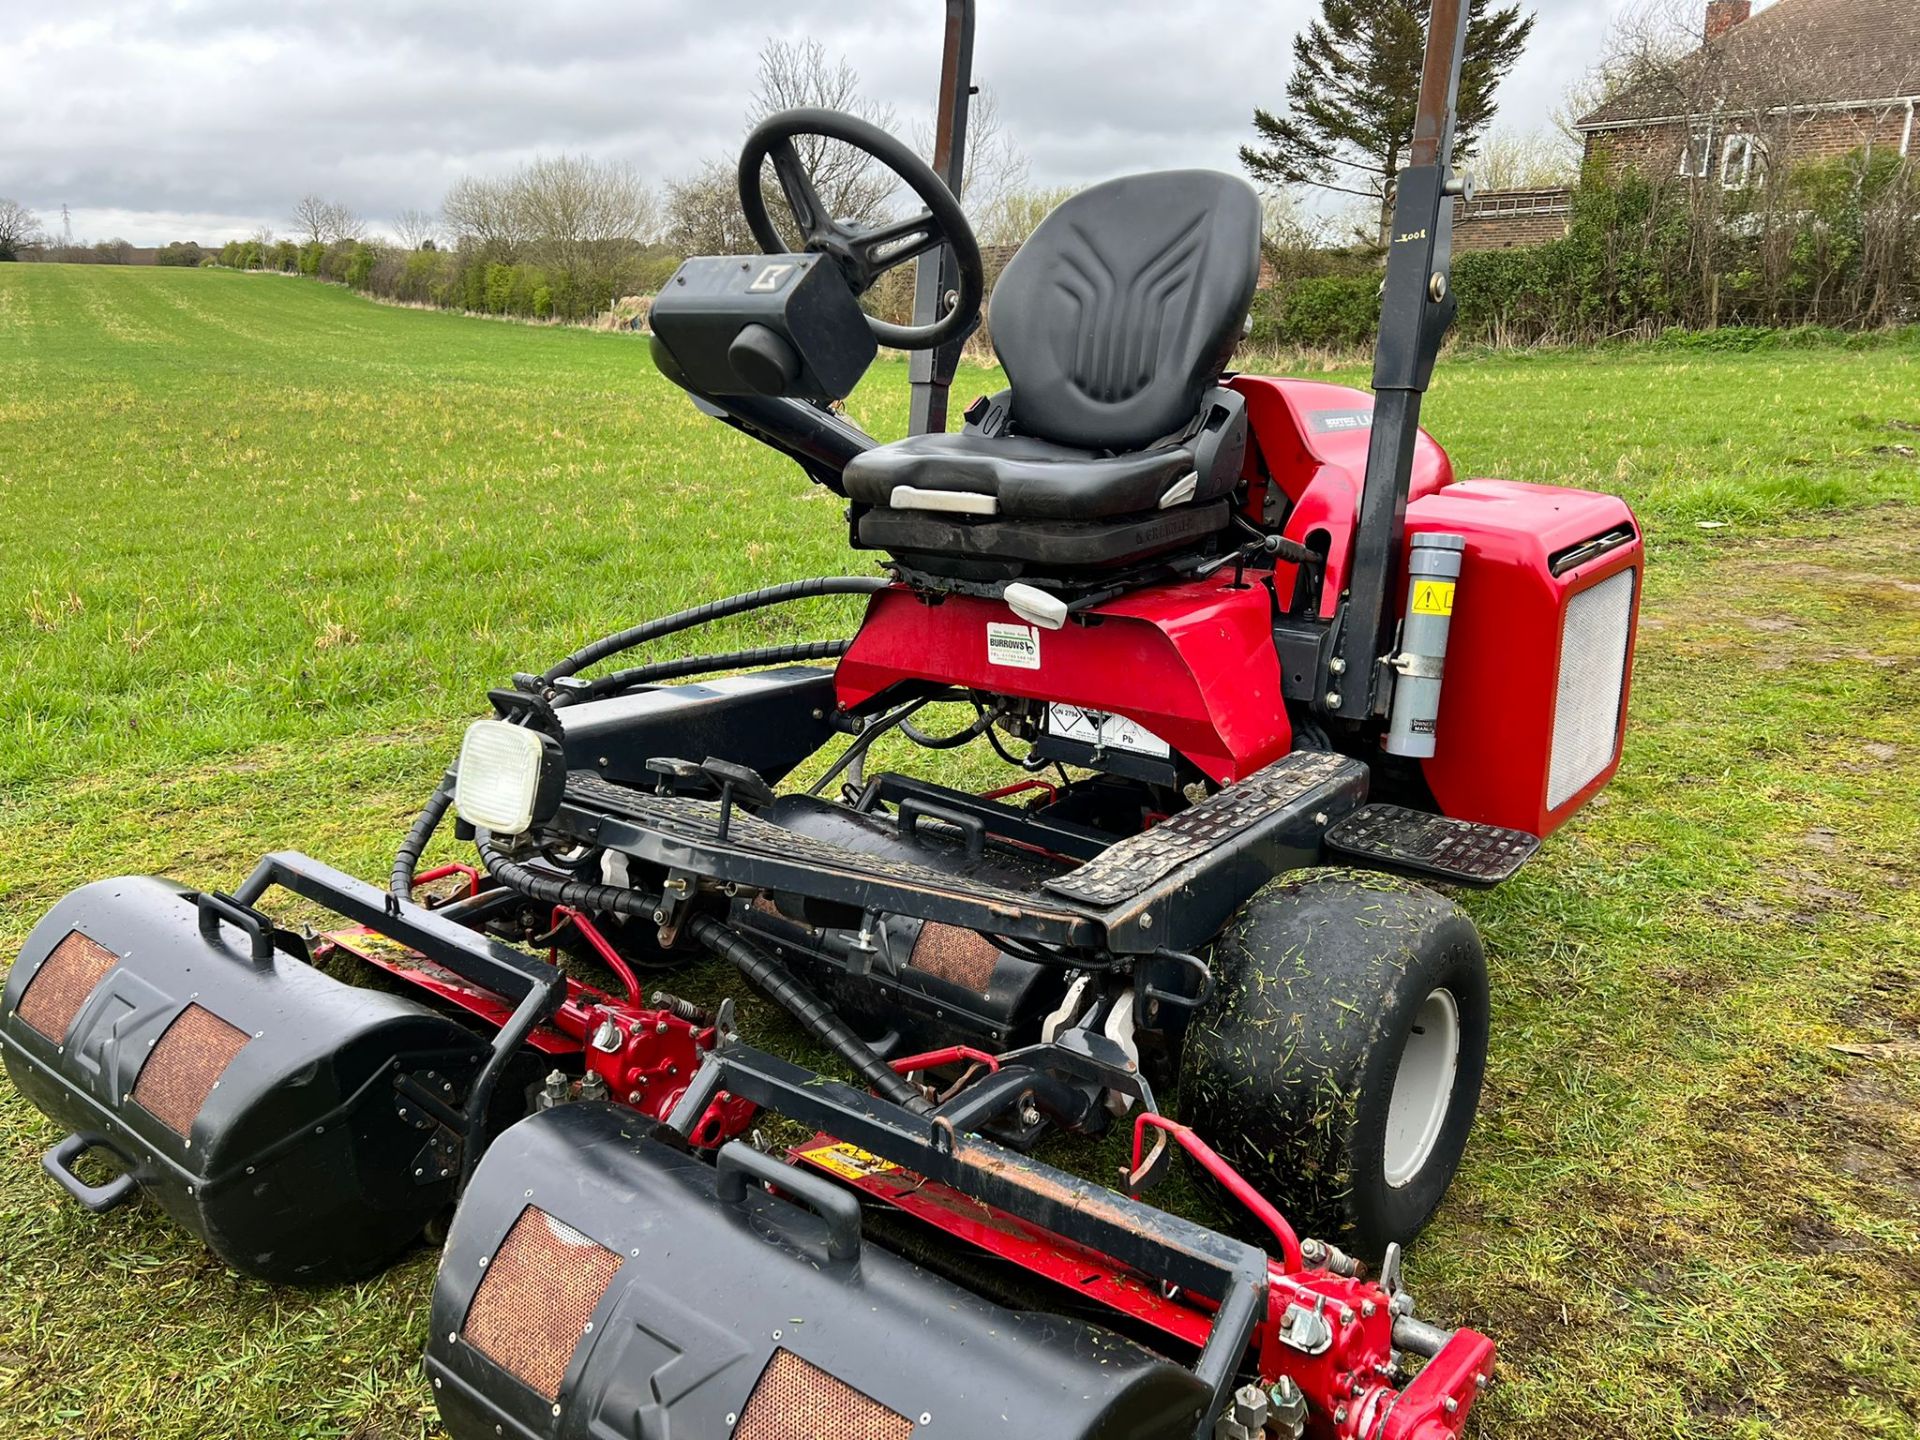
[1720,132,1764,187]
[1678,126,1716,179]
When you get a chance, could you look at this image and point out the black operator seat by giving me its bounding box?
[844,170,1262,572]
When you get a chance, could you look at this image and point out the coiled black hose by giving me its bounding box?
[542,577,889,684]
[390,776,455,900]
[478,837,654,918]
[687,915,929,1114]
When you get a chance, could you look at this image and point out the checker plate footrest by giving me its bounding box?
[1042,750,1362,908]
[1324,803,1539,887]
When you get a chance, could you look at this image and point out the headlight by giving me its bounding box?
[454,720,564,835]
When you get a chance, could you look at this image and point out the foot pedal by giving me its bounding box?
[1324,804,1538,887]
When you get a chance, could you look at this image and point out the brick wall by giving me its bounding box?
[1583,103,1915,180]
[1452,187,1573,252]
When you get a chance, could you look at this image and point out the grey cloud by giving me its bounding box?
[5,0,1657,245]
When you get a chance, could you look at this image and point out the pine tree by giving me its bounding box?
[1242,0,1534,246]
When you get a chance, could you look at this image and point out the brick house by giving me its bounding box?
[1454,0,1920,253]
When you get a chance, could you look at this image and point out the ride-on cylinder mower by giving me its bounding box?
[2,2,1644,1436]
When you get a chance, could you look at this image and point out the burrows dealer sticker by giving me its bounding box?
[986,621,1041,669]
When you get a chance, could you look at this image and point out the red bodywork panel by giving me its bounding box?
[1407,480,1642,836]
[837,573,1290,784]
[839,374,1642,838]
[1230,376,1454,621]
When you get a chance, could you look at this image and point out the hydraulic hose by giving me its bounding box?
[687,915,930,1114]
[479,838,928,1113]
[574,638,853,701]
[390,777,455,900]
[542,577,890,684]
[478,837,656,920]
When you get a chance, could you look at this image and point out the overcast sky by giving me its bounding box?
[4,1,1744,247]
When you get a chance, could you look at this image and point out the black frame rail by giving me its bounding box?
[1324,0,1472,723]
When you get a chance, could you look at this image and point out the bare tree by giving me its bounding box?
[291,194,331,245]
[516,155,657,271]
[1576,0,1811,322]
[291,195,363,245]
[391,207,441,251]
[911,85,1030,226]
[974,186,1076,249]
[443,174,529,255]
[663,160,760,257]
[324,202,365,243]
[1471,128,1578,190]
[0,197,42,261]
[748,37,899,230]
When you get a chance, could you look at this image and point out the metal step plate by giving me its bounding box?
[1041,750,1363,908]
[1324,803,1539,887]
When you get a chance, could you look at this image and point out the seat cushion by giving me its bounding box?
[858,503,1231,578]
[842,430,1197,521]
[990,171,1261,451]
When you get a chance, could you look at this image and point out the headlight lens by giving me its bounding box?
[454,721,554,835]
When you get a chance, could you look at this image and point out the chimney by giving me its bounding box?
[1705,0,1752,43]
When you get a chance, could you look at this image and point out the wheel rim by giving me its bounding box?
[1383,988,1461,1188]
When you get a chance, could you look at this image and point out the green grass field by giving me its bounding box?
[1,263,1917,1439]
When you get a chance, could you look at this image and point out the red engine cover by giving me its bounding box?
[838,378,1641,836]
[1407,480,1643,837]
[835,575,1290,785]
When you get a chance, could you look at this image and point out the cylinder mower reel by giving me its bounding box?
[2,3,1643,1437]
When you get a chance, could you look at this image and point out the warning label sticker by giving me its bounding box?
[1046,705,1173,759]
[986,621,1041,669]
[1411,580,1456,617]
[798,1141,901,1181]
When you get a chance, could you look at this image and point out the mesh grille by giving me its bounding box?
[909,923,999,992]
[1548,567,1637,810]
[132,1004,251,1136]
[462,1206,623,1401]
[736,1349,914,1440]
[15,931,119,1042]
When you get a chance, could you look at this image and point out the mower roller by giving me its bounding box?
[1,3,1644,1436]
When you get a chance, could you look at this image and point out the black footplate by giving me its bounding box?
[1042,750,1364,907]
[1324,804,1539,887]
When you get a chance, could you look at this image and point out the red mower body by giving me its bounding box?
[839,376,1642,838]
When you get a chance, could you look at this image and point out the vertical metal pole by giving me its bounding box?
[1323,0,1470,721]
[907,0,976,437]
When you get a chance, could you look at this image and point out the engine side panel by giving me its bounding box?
[835,576,1290,784]
[1406,480,1643,837]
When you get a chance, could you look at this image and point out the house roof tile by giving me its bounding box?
[1580,0,1920,128]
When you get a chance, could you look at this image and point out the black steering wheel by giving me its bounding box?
[738,106,985,352]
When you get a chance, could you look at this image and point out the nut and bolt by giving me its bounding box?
[1267,1376,1308,1438]
[1326,690,1343,709]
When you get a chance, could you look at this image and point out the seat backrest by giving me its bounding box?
[989,170,1262,453]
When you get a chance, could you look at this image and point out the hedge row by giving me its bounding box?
[213,237,681,323]
[1249,150,1919,352]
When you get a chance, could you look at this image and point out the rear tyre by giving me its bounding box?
[1180,869,1489,1258]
